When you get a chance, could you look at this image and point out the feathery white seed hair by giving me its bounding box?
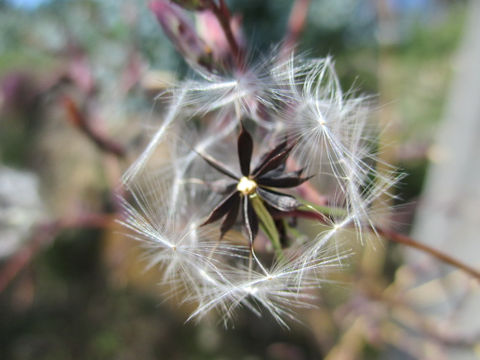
[120,50,397,325]
[120,166,252,297]
[123,49,314,183]
[187,244,350,328]
[119,162,349,326]
[270,54,398,234]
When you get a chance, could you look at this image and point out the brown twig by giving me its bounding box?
[375,227,480,282]
[278,207,480,281]
[0,213,114,293]
[209,0,244,69]
[62,96,126,158]
[281,0,311,54]
[287,150,480,281]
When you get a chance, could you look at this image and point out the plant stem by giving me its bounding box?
[209,0,243,68]
[298,200,348,218]
[0,213,114,293]
[291,203,480,281]
[281,0,311,55]
[375,227,480,282]
[62,96,126,158]
[250,193,284,260]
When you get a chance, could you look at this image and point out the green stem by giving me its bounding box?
[298,200,348,218]
[249,193,284,260]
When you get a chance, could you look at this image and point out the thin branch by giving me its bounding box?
[280,206,480,281]
[62,96,126,158]
[290,165,480,281]
[0,213,114,293]
[209,0,244,68]
[281,0,311,54]
[376,227,480,282]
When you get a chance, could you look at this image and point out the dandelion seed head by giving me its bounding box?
[120,44,399,325]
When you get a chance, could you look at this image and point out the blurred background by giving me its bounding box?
[1,0,479,359]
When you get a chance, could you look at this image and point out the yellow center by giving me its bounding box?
[236,176,257,195]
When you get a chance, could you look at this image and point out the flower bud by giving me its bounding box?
[196,10,244,64]
[149,1,213,70]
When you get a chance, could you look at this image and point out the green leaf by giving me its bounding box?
[249,192,284,260]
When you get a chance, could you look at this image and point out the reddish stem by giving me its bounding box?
[0,213,114,293]
[209,0,243,69]
[62,96,126,158]
[281,0,311,54]
[275,209,329,222]
[375,227,480,282]
[277,208,480,281]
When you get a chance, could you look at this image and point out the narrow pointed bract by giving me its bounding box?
[202,190,240,226]
[220,193,241,238]
[196,150,239,180]
[253,143,296,177]
[256,188,300,212]
[238,125,253,176]
[199,126,311,244]
[257,172,311,188]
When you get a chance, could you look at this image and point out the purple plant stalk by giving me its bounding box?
[119,0,480,327]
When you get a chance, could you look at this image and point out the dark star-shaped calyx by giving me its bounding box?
[199,125,311,244]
